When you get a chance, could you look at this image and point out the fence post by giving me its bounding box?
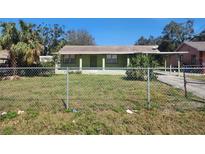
[178,55,181,76]
[147,67,151,109]
[183,69,187,98]
[77,81,80,103]
[164,57,167,72]
[66,67,69,109]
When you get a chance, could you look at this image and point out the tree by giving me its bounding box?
[134,35,163,64]
[67,29,95,45]
[0,20,43,67]
[135,36,160,45]
[159,20,194,51]
[192,30,205,41]
[37,24,67,55]
[0,22,19,67]
[17,20,42,66]
[10,42,32,66]
[135,36,148,45]
[157,39,175,52]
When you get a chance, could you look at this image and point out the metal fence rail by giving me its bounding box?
[0,67,205,112]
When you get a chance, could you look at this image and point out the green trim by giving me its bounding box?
[60,54,129,67]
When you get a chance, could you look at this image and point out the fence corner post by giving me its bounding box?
[147,67,151,109]
[66,67,69,109]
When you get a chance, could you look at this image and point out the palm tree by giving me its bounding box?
[0,20,43,67]
[0,22,19,67]
[14,20,43,66]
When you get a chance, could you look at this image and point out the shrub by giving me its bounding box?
[16,61,55,77]
[126,55,158,80]
[40,61,55,67]
[126,69,157,80]
[17,68,54,77]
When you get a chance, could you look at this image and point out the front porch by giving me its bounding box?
[60,54,131,70]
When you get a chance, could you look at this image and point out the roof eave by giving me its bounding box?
[59,51,160,55]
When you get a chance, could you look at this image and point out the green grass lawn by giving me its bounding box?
[0,74,205,134]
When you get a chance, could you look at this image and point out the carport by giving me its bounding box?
[141,51,188,76]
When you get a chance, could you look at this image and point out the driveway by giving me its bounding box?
[157,74,205,99]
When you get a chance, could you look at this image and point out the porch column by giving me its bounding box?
[164,56,167,72]
[177,55,181,76]
[127,57,130,67]
[79,57,82,71]
[102,57,105,70]
[169,64,172,74]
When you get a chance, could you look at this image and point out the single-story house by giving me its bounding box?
[168,41,205,67]
[58,45,159,70]
[57,45,188,75]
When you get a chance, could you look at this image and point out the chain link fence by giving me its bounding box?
[0,67,205,112]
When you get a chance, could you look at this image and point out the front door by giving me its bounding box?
[90,55,97,67]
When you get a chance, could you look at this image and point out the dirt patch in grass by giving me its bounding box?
[0,75,22,81]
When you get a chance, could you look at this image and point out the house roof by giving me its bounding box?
[59,45,159,55]
[0,50,9,59]
[179,41,205,51]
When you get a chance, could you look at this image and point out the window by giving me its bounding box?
[191,55,196,65]
[106,54,117,64]
[63,55,75,64]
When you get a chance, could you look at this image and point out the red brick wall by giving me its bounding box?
[167,43,202,67]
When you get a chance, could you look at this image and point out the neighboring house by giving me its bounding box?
[58,45,159,70]
[40,56,53,63]
[168,41,205,67]
[0,50,9,67]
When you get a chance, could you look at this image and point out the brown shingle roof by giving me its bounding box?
[183,41,205,51]
[59,45,159,54]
